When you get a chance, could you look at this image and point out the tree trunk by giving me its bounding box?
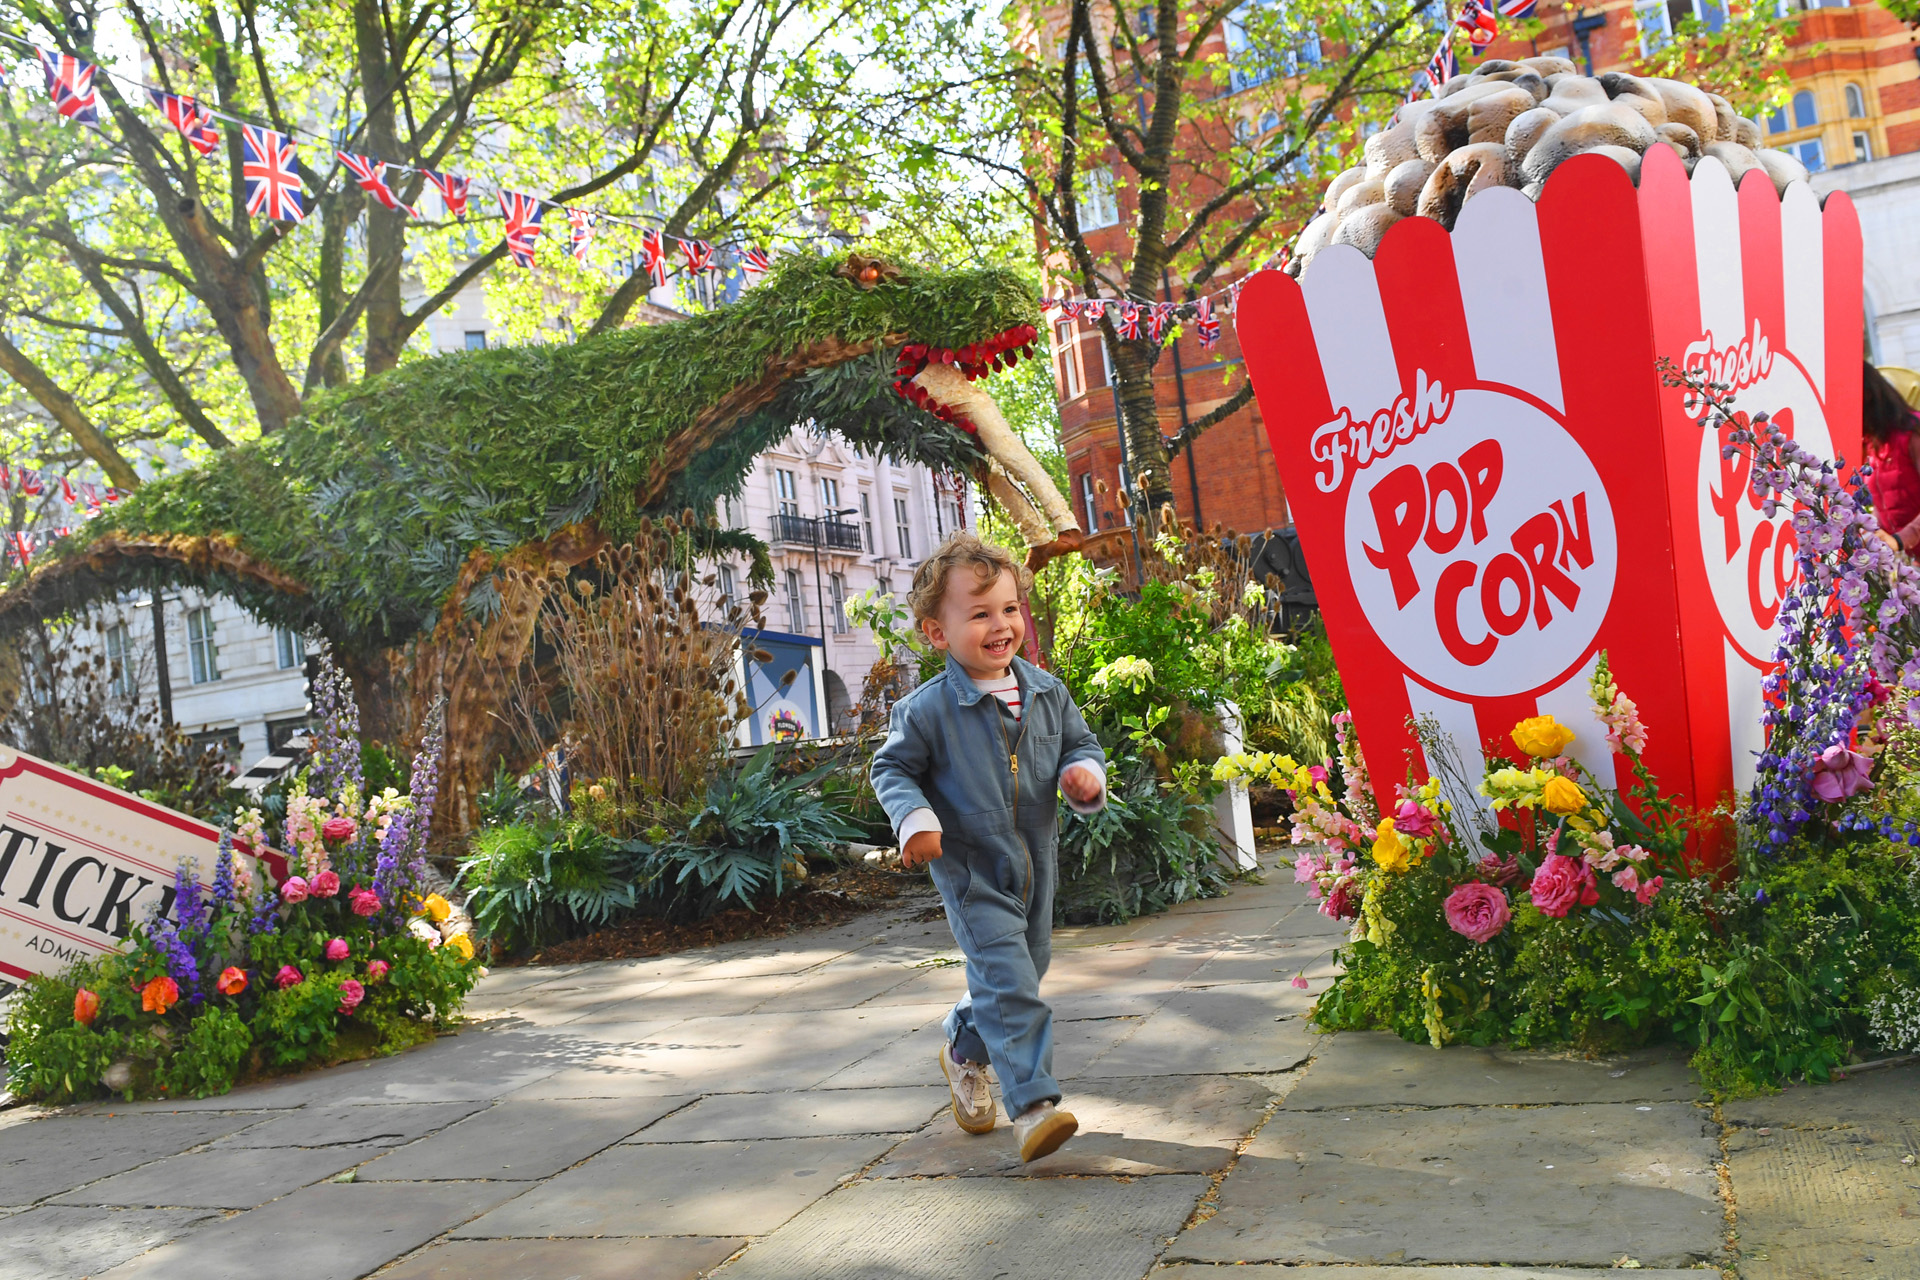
[1112,340,1176,513]
[355,0,409,378]
[0,335,143,490]
[151,588,173,730]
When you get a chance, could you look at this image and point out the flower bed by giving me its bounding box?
[1219,369,1920,1097]
[3,664,482,1103]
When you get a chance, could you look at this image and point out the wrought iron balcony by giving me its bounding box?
[771,512,864,552]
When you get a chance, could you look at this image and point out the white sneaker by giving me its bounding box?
[940,1045,996,1134]
[1013,1100,1078,1162]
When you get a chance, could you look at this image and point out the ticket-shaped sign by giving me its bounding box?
[1236,148,1860,826]
[0,747,287,983]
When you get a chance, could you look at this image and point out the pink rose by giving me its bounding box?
[1392,799,1438,838]
[1635,875,1664,905]
[275,965,303,989]
[1445,881,1512,943]
[1476,854,1522,887]
[311,870,341,897]
[1321,878,1360,921]
[1308,764,1329,785]
[1529,853,1598,919]
[280,875,309,903]
[348,887,381,917]
[321,815,357,843]
[337,979,365,1015]
[366,959,391,983]
[325,937,349,962]
[1808,744,1873,803]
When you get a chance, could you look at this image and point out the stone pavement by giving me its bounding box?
[0,849,1907,1279]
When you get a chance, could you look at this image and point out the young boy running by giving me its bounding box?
[870,532,1107,1163]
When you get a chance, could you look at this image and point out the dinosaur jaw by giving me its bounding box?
[889,324,1040,433]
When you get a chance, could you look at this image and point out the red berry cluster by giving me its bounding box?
[890,324,1040,433]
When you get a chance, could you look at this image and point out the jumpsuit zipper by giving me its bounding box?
[993,692,1032,904]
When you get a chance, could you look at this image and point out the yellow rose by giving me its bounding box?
[446,932,475,962]
[1541,775,1587,815]
[1511,715,1575,760]
[422,893,452,924]
[1371,818,1411,873]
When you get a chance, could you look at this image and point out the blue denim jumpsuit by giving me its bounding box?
[870,653,1106,1115]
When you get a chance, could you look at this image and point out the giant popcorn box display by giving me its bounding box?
[1236,145,1862,827]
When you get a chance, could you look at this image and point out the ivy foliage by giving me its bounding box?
[17,254,1033,651]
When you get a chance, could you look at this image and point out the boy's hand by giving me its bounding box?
[1061,763,1104,805]
[902,829,943,868]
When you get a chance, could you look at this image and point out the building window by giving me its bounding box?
[859,492,875,552]
[775,468,800,517]
[464,331,487,351]
[1766,102,1788,134]
[1099,338,1116,387]
[187,607,220,684]
[105,621,135,698]
[274,627,306,671]
[1080,472,1101,534]
[1792,89,1817,129]
[1635,0,1727,52]
[1076,167,1120,231]
[1789,137,1826,172]
[784,568,806,631]
[829,573,849,634]
[877,575,893,600]
[820,476,840,513]
[718,562,737,609]
[942,490,966,536]
[1852,131,1873,163]
[894,496,913,559]
[1056,321,1083,398]
[1845,83,1867,118]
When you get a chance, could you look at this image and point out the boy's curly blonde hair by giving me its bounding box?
[908,532,1032,623]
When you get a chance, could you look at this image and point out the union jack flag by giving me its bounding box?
[60,475,77,505]
[242,124,306,223]
[680,238,715,273]
[1195,296,1220,349]
[1498,0,1536,16]
[1077,300,1104,324]
[0,464,10,493]
[1146,303,1171,344]
[498,190,544,267]
[1117,302,1141,341]
[567,208,597,263]
[1425,42,1459,92]
[740,247,772,276]
[424,170,470,219]
[104,486,122,503]
[639,228,668,286]
[6,531,32,567]
[337,151,413,217]
[1456,0,1497,47]
[146,88,221,156]
[19,470,43,497]
[38,49,98,126]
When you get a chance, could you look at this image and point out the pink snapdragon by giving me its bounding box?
[1444,881,1512,943]
[1529,853,1598,918]
[1808,744,1873,802]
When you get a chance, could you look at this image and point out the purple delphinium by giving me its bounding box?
[1668,363,1920,855]
[391,697,447,904]
[308,656,364,808]
[146,862,206,1003]
[210,830,237,912]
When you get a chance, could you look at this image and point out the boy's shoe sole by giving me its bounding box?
[1017,1107,1078,1162]
[940,1047,997,1135]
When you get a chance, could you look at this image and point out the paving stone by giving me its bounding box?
[1079,984,1320,1078]
[1153,1268,1712,1279]
[48,1143,389,1208]
[359,1096,692,1181]
[1169,1101,1723,1267]
[1180,942,1339,987]
[312,1027,583,1103]
[632,1086,943,1142]
[812,1014,951,1090]
[452,1134,898,1238]
[0,1205,219,1279]
[835,963,968,1009]
[560,971,818,1024]
[1049,988,1176,1021]
[502,1045,716,1099]
[0,1112,261,1205]
[712,1170,1211,1279]
[1724,1063,1919,1280]
[96,1181,523,1280]
[1053,1014,1151,1078]
[211,1101,488,1149]
[1043,944,1220,992]
[869,1073,1274,1178]
[375,1237,744,1280]
[1283,1030,1699,1109]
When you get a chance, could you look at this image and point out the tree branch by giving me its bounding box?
[0,331,143,489]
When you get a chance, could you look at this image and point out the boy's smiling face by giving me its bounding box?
[921,566,1025,681]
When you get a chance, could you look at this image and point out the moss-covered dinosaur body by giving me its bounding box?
[1,253,1072,652]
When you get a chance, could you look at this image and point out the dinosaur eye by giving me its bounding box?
[859,265,881,283]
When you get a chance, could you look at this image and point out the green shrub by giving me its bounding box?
[456,820,639,953]
[1056,746,1232,925]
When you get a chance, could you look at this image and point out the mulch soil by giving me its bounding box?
[517,861,935,967]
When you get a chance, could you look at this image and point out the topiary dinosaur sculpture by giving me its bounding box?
[0,252,1082,830]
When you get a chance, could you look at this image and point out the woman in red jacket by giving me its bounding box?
[1863,361,1920,554]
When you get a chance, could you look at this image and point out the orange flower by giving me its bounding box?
[73,988,100,1025]
[216,966,248,996]
[141,975,180,1015]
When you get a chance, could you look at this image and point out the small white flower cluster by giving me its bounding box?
[1865,983,1920,1054]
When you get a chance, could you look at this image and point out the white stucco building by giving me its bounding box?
[1813,150,1920,370]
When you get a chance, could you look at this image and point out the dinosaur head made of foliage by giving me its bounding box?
[0,252,1079,657]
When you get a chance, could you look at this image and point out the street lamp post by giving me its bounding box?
[812,505,860,732]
